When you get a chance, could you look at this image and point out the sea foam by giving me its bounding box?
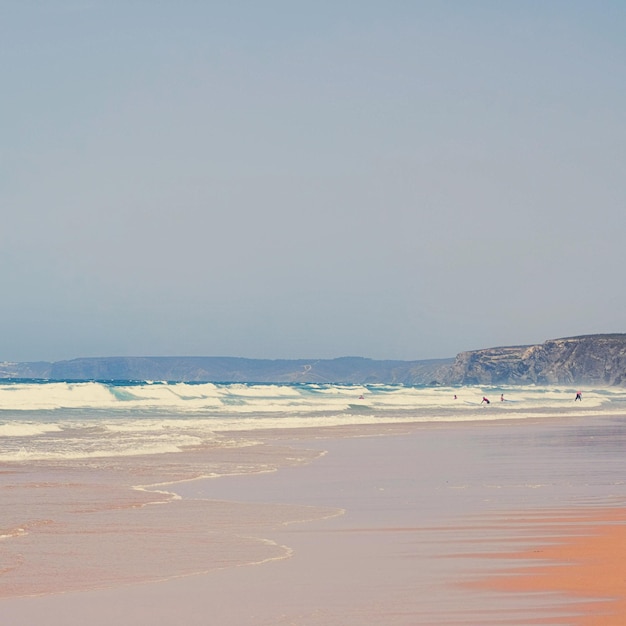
[0,380,624,462]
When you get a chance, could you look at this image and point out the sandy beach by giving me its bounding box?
[2,416,626,625]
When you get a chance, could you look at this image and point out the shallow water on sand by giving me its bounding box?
[2,415,626,624]
[174,417,626,624]
[0,440,329,597]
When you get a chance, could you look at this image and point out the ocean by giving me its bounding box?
[1,379,624,462]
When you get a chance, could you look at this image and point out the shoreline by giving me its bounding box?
[2,415,626,623]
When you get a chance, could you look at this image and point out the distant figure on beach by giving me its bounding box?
[500,394,504,402]
[575,391,582,401]
[481,396,490,404]
[358,394,364,400]
[454,394,457,400]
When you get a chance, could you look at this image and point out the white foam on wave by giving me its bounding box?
[221,384,302,398]
[0,422,62,437]
[1,382,625,463]
[0,380,609,414]
[0,381,118,410]
[3,436,200,462]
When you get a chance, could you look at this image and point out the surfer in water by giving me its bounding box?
[481,396,490,404]
[575,391,582,401]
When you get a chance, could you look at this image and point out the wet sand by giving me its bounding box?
[466,506,626,625]
[2,416,626,624]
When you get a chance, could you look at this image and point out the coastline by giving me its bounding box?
[2,416,626,624]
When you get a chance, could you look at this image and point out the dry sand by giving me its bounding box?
[2,418,626,625]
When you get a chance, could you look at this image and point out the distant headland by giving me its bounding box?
[440,334,626,386]
[1,334,625,386]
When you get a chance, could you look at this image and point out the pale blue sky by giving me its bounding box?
[2,1,625,361]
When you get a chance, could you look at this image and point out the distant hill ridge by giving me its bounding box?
[1,334,625,385]
[0,355,452,385]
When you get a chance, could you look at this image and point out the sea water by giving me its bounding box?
[1,379,624,462]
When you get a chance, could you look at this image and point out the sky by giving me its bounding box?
[2,1,625,362]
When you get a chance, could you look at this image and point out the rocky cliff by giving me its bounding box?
[442,334,626,386]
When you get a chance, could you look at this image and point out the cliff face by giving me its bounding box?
[443,334,626,386]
